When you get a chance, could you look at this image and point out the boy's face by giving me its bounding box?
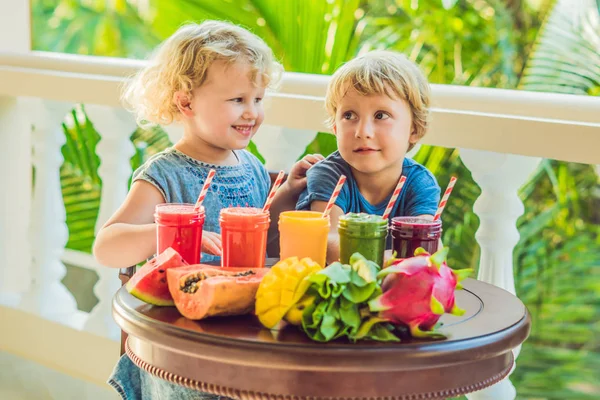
[333,87,418,176]
[180,60,266,151]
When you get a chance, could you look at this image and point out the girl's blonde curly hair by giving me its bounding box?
[325,51,431,151]
[123,20,283,126]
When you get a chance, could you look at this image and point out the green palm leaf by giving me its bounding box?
[520,0,600,95]
[150,0,364,74]
[357,0,521,87]
[32,0,159,58]
[60,106,102,252]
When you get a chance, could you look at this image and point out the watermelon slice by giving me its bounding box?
[126,247,188,306]
[167,265,268,320]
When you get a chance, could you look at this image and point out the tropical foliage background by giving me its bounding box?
[32,0,599,398]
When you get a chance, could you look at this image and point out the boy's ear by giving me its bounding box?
[332,124,337,135]
[174,91,194,117]
[409,129,420,144]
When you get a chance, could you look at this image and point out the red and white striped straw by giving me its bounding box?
[382,176,407,220]
[322,175,346,218]
[194,169,216,212]
[433,176,457,221]
[262,170,286,212]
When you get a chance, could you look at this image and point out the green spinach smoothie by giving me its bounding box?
[338,213,388,267]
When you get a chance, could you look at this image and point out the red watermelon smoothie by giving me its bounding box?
[220,207,270,268]
[155,203,205,264]
[390,217,441,259]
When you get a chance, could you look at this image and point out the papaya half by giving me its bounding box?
[166,264,268,320]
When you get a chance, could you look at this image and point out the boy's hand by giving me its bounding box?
[202,231,222,256]
[286,153,324,195]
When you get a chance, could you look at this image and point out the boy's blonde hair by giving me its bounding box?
[123,20,283,126]
[325,51,431,150]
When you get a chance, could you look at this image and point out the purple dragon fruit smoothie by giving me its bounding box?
[390,217,442,259]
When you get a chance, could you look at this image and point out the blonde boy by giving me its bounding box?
[297,51,441,264]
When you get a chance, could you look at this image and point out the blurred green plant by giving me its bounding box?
[32,0,599,398]
[32,0,159,57]
[60,105,101,251]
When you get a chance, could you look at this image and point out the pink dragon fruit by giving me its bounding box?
[368,247,471,339]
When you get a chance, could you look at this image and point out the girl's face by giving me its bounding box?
[179,60,266,151]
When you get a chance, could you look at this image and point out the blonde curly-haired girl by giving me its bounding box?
[95,20,322,400]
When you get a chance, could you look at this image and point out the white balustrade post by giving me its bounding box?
[162,124,183,144]
[0,0,30,52]
[0,0,31,307]
[252,126,318,171]
[20,99,78,321]
[84,105,136,340]
[0,97,32,305]
[460,149,541,400]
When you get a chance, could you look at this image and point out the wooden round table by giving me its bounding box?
[113,278,530,400]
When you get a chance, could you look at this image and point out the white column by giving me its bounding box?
[20,99,78,322]
[252,125,318,171]
[84,105,136,340]
[162,124,183,144]
[0,0,31,307]
[460,149,541,400]
[0,97,32,305]
[0,0,30,52]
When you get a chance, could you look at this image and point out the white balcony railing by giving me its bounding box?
[0,51,599,399]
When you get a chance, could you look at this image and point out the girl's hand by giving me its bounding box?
[286,153,324,195]
[202,231,222,256]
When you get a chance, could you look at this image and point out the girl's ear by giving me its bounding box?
[332,124,337,135]
[174,91,194,117]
